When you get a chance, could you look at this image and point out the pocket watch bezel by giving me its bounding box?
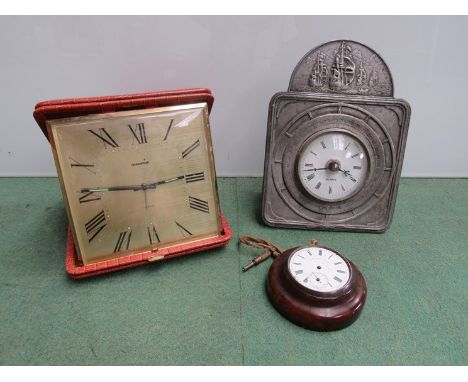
[267,244,367,331]
[284,245,355,301]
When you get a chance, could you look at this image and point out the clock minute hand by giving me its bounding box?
[143,175,185,189]
[81,175,186,194]
[81,184,148,193]
[137,175,186,189]
[153,175,185,186]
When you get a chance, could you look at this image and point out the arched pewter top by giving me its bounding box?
[288,40,394,97]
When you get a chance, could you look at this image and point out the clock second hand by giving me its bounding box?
[81,175,185,193]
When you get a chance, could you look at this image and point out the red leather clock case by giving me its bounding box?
[34,89,231,278]
[34,88,215,140]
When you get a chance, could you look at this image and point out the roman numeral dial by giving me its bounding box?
[79,191,101,204]
[188,196,210,214]
[186,172,205,183]
[69,157,96,174]
[288,246,350,293]
[84,210,107,242]
[114,230,132,253]
[49,103,221,265]
[163,119,174,141]
[88,128,119,148]
[128,123,147,144]
[147,226,160,244]
[182,139,200,158]
[175,221,193,237]
[298,132,369,202]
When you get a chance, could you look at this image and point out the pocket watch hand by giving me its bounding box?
[304,270,320,282]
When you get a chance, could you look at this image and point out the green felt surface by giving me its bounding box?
[0,177,467,365]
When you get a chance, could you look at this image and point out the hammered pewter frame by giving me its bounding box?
[262,40,411,232]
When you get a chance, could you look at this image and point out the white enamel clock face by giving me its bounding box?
[297,132,369,202]
[288,246,350,292]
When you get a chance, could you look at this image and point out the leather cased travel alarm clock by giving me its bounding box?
[262,40,411,232]
[34,89,231,278]
[267,240,366,331]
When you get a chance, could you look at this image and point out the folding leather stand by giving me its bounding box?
[34,88,232,278]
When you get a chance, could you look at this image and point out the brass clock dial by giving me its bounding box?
[48,103,222,265]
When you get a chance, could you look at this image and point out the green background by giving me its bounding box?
[0,177,466,365]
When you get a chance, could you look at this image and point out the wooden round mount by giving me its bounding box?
[267,246,367,331]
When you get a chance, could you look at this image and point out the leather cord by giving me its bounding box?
[239,236,283,272]
[239,236,282,258]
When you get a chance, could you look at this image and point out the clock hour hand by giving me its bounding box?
[81,175,185,193]
[339,169,357,182]
[304,160,344,173]
[303,167,327,172]
[81,184,151,193]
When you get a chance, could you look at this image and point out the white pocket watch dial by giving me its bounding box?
[288,246,350,292]
[297,132,369,202]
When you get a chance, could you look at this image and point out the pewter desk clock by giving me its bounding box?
[262,40,411,232]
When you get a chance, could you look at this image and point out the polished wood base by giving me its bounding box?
[267,247,367,331]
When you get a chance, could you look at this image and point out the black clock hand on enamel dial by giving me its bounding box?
[81,175,186,193]
[304,161,347,173]
[303,167,328,172]
[321,160,358,182]
[304,161,357,181]
[338,169,358,183]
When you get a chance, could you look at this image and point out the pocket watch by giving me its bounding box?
[267,240,367,331]
[47,102,227,267]
[262,40,411,232]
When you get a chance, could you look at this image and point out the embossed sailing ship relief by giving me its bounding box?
[357,61,368,93]
[330,41,356,91]
[295,40,388,96]
[309,51,328,89]
[263,40,411,232]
